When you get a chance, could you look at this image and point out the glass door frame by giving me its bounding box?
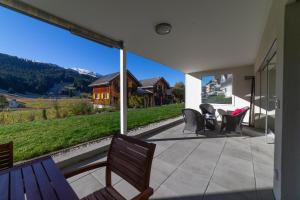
[260,52,277,142]
[258,39,277,143]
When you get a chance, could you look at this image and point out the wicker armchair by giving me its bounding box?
[219,107,249,134]
[182,109,205,134]
[199,104,217,130]
[199,103,216,116]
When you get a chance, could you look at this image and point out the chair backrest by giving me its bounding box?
[106,134,156,192]
[0,142,13,171]
[199,104,215,115]
[182,108,203,123]
[239,107,250,124]
[182,109,205,132]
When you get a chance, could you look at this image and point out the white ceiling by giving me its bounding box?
[21,0,272,73]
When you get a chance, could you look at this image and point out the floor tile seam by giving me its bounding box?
[70,172,103,187]
[90,171,125,187]
[202,137,228,200]
[249,137,258,200]
[153,132,200,159]
[178,138,228,171]
[70,130,183,185]
[86,172,106,187]
[68,169,98,184]
[153,136,206,192]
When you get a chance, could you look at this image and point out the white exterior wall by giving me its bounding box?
[224,85,232,98]
[254,0,296,199]
[281,2,300,199]
[185,74,202,111]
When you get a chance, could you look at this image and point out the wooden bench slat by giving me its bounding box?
[110,153,146,177]
[22,166,42,200]
[86,194,98,200]
[10,169,25,200]
[105,187,125,200]
[101,188,116,200]
[110,155,144,180]
[110,165,144,191]
[33,162,58,200]
[42,159,79,200]
[0,152,10,157]
[0,142,13,171]
[110,147,146,168]
[94,190,109,200]
[114,138,148,157]
[0,158,10,164]
[0,173,9,200]
[0,163,10,168]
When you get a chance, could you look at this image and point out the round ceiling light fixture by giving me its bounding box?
[155,23,172,35]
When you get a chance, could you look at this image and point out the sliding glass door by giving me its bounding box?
[266,55,277,135]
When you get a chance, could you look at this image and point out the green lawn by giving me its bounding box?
[203,95,232,104]
[0,98,91,125]
[0,104,184,162]
[20,98,86,109]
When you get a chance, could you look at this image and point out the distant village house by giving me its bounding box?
[8,99,20,108]
[89,71,141,108]
[89,72,172,108]
[139,77,171,106]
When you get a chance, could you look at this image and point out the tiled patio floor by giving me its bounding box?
[66,123,274,200]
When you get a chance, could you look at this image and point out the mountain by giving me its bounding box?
[71,67,101,78]
[0,53,97,95]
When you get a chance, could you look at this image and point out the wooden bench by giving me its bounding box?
[0,156,79,200]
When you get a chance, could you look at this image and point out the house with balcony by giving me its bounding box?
[220,74,233,98]
[139,77,170,106]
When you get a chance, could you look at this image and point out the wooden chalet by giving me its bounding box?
[89,71,141,108]
[139,77,171,106]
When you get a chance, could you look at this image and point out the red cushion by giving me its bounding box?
[231,108,245,116]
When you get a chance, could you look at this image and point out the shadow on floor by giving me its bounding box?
[145,133,243,142]
[151,188,274,200]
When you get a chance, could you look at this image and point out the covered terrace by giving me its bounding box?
[0,0,300,199]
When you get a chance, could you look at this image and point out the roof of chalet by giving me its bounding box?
[89,70,140,87]
[139,77,170,89]
[136,88,153,95]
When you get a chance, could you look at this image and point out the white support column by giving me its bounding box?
[278,2,300,199]
[120,47,127,134]
[185,73,202,111]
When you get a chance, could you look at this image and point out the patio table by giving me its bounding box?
[0,156,79,200]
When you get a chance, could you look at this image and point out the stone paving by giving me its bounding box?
[66,123,274,200]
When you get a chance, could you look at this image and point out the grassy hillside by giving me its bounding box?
[0,53,97,94]
[0,104,184,162]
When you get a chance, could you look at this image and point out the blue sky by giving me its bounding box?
[202,76,213,85]
[0,6,184,86]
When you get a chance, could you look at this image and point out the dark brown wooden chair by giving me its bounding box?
[64,134,156,200]
[0,141,13,171]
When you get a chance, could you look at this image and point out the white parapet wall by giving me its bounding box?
[185,73,202,111]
